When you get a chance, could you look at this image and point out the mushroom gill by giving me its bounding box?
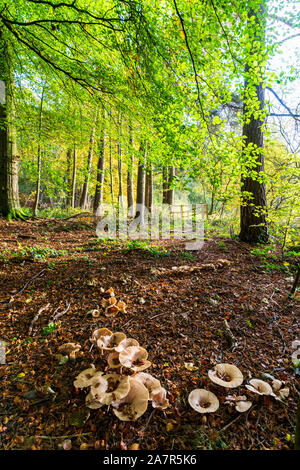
[245,379,274,396]
[188,389,219,413]
[112,377,149,421]
[119,346,151,372]
[208,363,243,388]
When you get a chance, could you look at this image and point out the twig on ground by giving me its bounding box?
[10,268,46,302]
[28,303,51,335]
[50,301,70,322]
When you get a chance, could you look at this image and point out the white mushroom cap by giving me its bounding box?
[115,338,139,353]
[74,365,99,388]
[208,363,243,388]
[86,391,104,409]
[272,379,283,392]
[292,340,300,350]
[151,387,169,410]
[97,332,126,351]
[94,374,130,405]
[245,379,274,396]
[58,342,81,355]
[235,401,252,412]
[107,351,121,369]
[90,328,113,346]
[271,379,290,400]
[188,389,219,413]
[134,372,161,397]
[112,377,149,421]
[119,346,151,372]
[89,373,108,400]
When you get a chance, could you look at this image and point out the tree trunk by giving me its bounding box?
[93,107,106,215]
[71,143,77,209]
[65,147,73,209]
[0,37,21,218]
[79,106,98,209]
[127,123,134,216]
[134,142,146,222]
[166,166,175,205]
[33,84,45,217]
[117,113,123,207]
[239,3,268,244]
[162,166,169,204]
[145,161,153,212]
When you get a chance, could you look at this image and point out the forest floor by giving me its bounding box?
[0,216,299,451]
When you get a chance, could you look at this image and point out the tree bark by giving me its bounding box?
[117,113,123,207]
[93,107,106,215]
[162,166,169,204]
[65,147,72,210]
[33,85,45,216]
[145,161,153,212]
[0,37,21,218]
[166,166,175,205]
[134,142,146,222]
[239,3,268,244]
[71,143,77,208]
[127,123,134,215]
[79,106,98,209]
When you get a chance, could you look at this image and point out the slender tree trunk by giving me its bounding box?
[33,84,45,216]
[127,123,134,216]
[145,161,153,212]
[162,166,169,204]
[0,37,21,218]
[65,147,72,209]
[239,3,268,244]
[71,143,77,209]
[117,113,123,206]
[80,106,98,209]
[109,133,114,205]
[166,166,175,205]
[135,142,146,222]
[93,107,106,215]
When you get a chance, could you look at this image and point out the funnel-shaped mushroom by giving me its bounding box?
[188,389,219,413]
[74,365,99,389]
[134,372,161,397]
[208,363,243,388]
[115,338,139,353]
[151,387,169,410]
[105,304,120,318]
[58,343,81,356]
[112,377,149,421]
[91,374,130,405]
[235,401,252,412]
[119,346,151,372]
[245,379,274,396]
[97,332,126,351]
[90,328,113,346]
[271,379,289,401]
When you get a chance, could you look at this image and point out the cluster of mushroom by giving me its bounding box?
[74,328,169,421]
[89,287,127,319]
[188,363,289,415]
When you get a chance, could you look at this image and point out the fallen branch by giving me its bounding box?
[28,303,51,335]
[63,212,93,220]
[50,301,70,322]
[10,268,46,302]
